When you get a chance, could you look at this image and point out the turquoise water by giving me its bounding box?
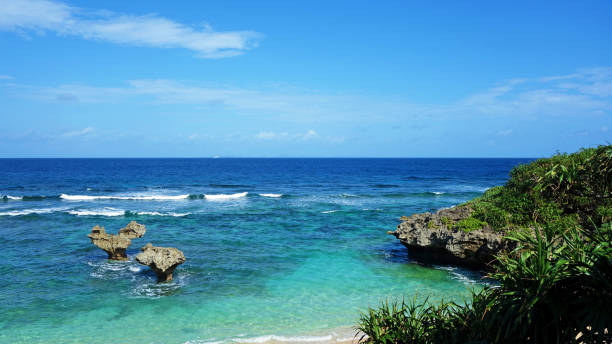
[0,158,529,343]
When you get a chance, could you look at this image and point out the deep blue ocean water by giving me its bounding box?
[0,158,531,343]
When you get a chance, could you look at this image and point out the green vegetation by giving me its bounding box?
[359,145,612,343]
[426,221,439,229]
[465,145,612,232]
[455,217,487,232]
[440,216,452,227]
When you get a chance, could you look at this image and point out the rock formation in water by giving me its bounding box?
[118,221,146,239]
[87,221,146,260]
[389,205,509,269]
[135,243,186,282]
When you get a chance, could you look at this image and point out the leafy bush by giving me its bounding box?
[467,145,612,233]
[359,224,612,343]
[359,146,612,343]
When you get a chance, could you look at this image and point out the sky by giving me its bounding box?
[0,0,611,157]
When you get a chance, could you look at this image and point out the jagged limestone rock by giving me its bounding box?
[389,205,510,269]
[87,221,147,260]
[118,221,146,239]
[135,243,186,282]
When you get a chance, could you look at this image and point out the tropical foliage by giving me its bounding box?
[359,145,612,343]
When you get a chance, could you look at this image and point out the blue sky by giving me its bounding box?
[0,0,610,157]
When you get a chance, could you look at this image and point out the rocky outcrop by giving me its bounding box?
[118,221,146,239]
[135,243,186,282]
[87,221,146,260]
[389,205,510,269]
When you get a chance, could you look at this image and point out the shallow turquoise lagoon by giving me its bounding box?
[0,158,529,343]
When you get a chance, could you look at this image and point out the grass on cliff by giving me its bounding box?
[464,144,612,233]
[358,145,612,343]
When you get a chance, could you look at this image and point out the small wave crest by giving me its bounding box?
[68,208,125,216]
[1,195,23,200]
[131,211,190,217]
[204,192,248,200]
[60,194,190,201]
[0,207,67,216]
[259,193,283,198]
[70,209,190,217]
[321,210,338,214]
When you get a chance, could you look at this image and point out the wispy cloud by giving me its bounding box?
[0,0,261,58]
[254,130,318,141]
[7,67,612,132]
[61,126,93,138]
[496,129,513,136]
[0,75,12,80]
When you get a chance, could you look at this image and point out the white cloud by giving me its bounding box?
[0,0,261,58]
[61,126,93,138]
[0,75,12,79]
[497,129,513,136]
[254,131,290,140]
[254,130,318,141]
[301,129,317,140]
[10,67,612,127]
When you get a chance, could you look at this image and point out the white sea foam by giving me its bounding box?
[321,210,338,214]
[2,195,22,200]
[129,266,141,273]
[0,207,66,216]
[66,208,190,217]
[204,192,248,200]
[67,208,125,216]
[233,335,334,343]
[259,193,283,198]
[136,211,190,217]
[432,191,444,195]
[60,193,189,201]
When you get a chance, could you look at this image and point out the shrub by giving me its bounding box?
[359,224,612,343]
[456,217,487,232]
[359,146,612,343]
[440,216,452,227]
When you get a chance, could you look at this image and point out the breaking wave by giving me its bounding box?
[0,207,67,216]
[67,208,125,216]
[204,192,248,200]
[1,207,190,217]
[1,195,22,200]
[259,193,283,198]
[60,194,190,201]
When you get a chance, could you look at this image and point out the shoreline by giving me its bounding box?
[187,327,365,344]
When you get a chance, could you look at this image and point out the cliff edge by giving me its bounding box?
[389,205,509,269]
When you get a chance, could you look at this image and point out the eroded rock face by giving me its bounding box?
[118,221,146,239]
[390,205,510,269]
[135,243,186,282]
[87,221,147,260]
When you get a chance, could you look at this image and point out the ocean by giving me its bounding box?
[0,158,531,343]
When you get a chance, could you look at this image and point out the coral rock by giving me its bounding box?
[87,221,146,261]
[118,221,146,239]
[390,205,510,269]
[135,243,186,282]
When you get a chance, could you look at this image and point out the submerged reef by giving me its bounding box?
[135,243,186,282]
[87,221,146,260]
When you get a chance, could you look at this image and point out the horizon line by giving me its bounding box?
[0,156,539,159]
